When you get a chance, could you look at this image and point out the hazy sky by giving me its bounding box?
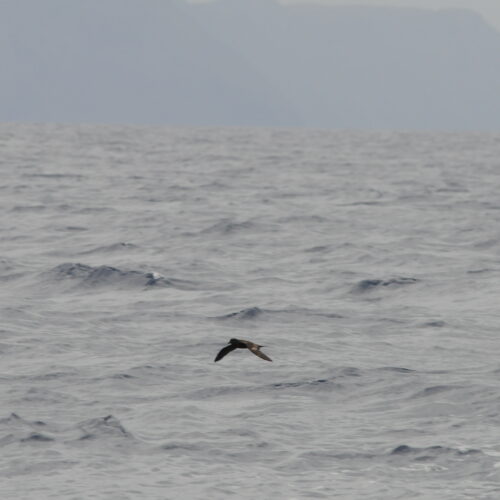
[189,0,500,31]
[3,0,500,129]
[286,1,500,31]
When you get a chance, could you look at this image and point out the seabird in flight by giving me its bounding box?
[214,338,272,362]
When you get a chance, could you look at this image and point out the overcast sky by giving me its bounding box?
[189,0,500,31]
[3,0,500,129]
[286,1,500,31]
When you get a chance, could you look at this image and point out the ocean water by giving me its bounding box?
[1,123,500,499]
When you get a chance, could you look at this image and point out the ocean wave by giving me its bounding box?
[0,258,27,282]
[21,173,85,180]
[20,432,55,443]
[188,376,348,400]
[277,214,329,224]
[304,245,331,253]
[200,219,259,235]
[411,385,460,398]
[0,412,47,428]
[193,365,419,401]
[353,277,419,292]
[419,320,447,328]
[270,378,341,391]
[77,242,140,255]
[0,413,136,446]
[217,306,263,320]
[77,415,134,441]
[390,444,481,459]
[376,366,416,374]
[296,444,483,466]
[10,205,48,212]
[43,263,199,291]
[216,306,342,321]
[0,413,53,447]
[185,385,254,400]
[161,442,203,451]
[296,450,376,462]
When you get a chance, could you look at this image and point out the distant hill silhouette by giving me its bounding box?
[2,0,500,130]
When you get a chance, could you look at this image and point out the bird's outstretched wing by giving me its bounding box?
[250,347,272,362]
[214,344,237,362]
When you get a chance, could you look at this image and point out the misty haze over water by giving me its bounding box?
[2,0,500,130]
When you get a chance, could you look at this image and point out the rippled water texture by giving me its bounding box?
[1,124,500,499]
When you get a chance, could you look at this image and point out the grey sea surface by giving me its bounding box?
[1,124,500,499]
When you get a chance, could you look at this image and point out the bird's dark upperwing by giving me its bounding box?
[250,347,272,362]
[214,344,237,362]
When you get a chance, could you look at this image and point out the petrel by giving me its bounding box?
[214,338,272,362]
